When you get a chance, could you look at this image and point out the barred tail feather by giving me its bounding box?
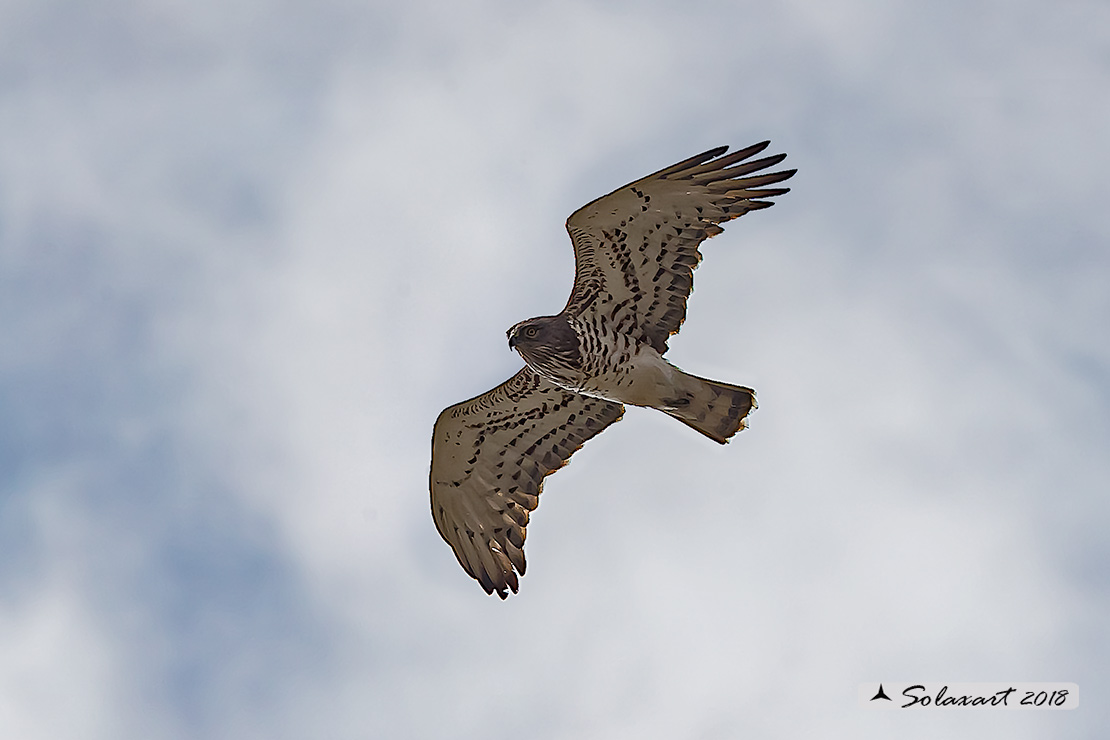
[658,372,756,444]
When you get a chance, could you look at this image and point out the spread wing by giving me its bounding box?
[430,367,624,598]
[564,141,795,353]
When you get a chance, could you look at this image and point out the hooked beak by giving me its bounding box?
[507,332,517,350]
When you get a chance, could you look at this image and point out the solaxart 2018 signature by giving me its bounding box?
[900,684,1070,708]
[859,682,1079,710]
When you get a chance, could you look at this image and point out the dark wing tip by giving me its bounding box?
[729,140,772,160]
[653,145,729,179]
[489,566,521,599]
[754,151,788,168]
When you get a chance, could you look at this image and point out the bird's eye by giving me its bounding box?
[524,326,539,338]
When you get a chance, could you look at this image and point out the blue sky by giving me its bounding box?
[2,1,1108,738]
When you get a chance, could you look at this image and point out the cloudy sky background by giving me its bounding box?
[2,0,1108,737]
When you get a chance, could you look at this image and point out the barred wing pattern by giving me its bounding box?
[564,141,795,353]
[430,367,624,598]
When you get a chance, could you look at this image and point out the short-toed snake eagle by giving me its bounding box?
[430,142,795,597]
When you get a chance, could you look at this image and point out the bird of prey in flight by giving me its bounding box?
[430,142,795,597]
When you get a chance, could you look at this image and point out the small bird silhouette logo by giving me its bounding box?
[870,684,892,701]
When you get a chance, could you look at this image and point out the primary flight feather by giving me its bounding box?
[430,142,795,597]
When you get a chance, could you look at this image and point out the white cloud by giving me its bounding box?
[2,0,1108,738]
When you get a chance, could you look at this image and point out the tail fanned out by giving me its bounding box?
[659,373,756,444]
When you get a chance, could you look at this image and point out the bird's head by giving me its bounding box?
[507,318,547,350]
[506,316,581,370]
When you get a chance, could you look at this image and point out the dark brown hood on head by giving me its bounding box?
[508,315,582,382]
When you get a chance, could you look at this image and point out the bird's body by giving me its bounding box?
[509,314,755,442]
[430,142,795,597]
